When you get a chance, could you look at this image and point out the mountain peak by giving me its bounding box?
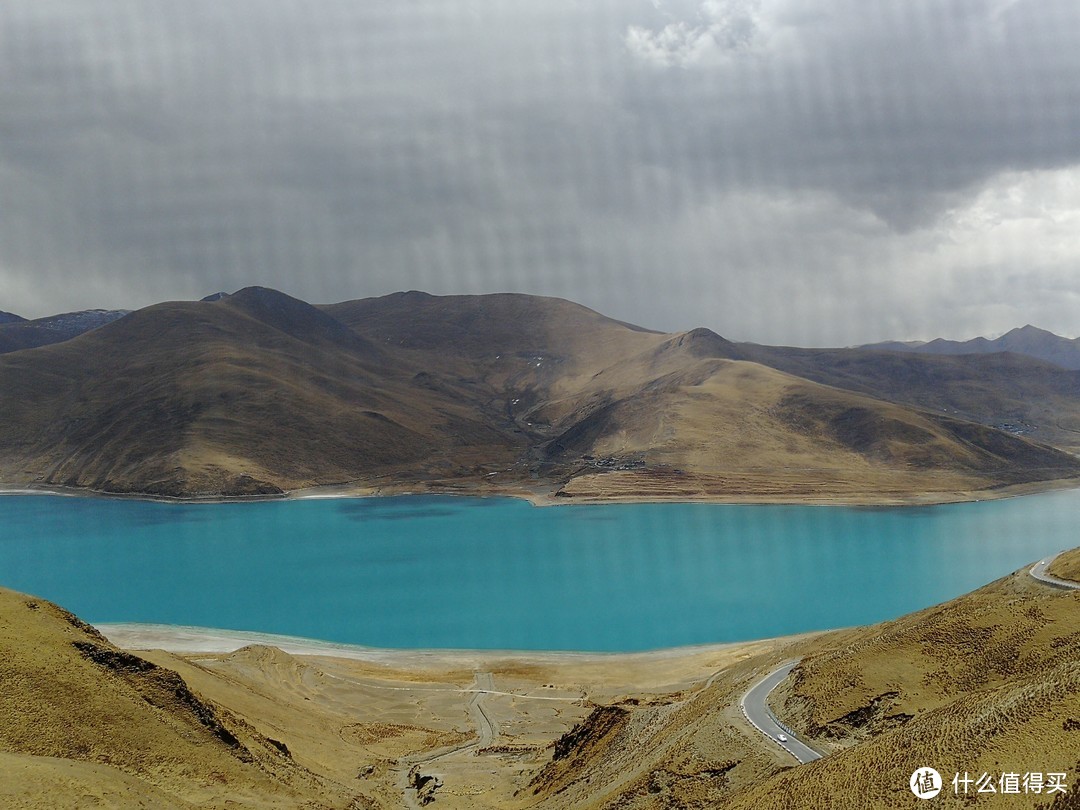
[221,286,321,312]
[209,289,380,358]
[1007,324,1050,335]
[674,327,743,359]
[218,286,381,355]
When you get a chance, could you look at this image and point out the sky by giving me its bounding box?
[2,0,1080,345]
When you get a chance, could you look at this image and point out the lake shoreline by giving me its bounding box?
[2,474,1079,507]
[96,620,827,667]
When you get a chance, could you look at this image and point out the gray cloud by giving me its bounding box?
[1,0,1079,344]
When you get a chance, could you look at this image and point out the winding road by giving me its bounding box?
[740,551,1080,768]
[740,661,822,764]
[1029,552,1080,590]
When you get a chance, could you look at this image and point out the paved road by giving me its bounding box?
[734,552,1080,770]
[1030,552,1080,591]
[467,671,498,749]
[740,661,822,764]
[398,671,498,809]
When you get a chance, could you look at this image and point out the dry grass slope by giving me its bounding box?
[0,587,358,808]
[1049,550,1080,584]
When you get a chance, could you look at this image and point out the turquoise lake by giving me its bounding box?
[1,489,1078,651]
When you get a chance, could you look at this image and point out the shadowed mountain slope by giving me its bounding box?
[739,344,1080,454]
[0,288,520,496]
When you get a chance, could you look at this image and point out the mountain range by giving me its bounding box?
[1,287,1078,500]
[862,323,1080,369]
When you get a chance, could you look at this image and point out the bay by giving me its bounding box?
[1,489,1078,651]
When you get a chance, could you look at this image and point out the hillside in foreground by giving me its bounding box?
[0,587,356,808]
[6,551,1080,807]
[501,552,1080,809]
[1,287,1079,501]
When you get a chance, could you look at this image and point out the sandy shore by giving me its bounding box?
[95,622,802,672]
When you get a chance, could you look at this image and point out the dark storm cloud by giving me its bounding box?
[1,0,1079,344]
[622,0,1080,226]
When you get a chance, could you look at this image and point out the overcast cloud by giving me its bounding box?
[2,0,1079,344]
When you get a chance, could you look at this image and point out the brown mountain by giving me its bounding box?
[0,288,520,497]
[0,288,1078,501]
[327,293,1080,500]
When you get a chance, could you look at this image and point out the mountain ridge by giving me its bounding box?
[1,288,1078,501]
[0,308,130,354]
[862,323,1080,369]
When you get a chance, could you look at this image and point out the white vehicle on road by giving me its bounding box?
[776,733,788,742]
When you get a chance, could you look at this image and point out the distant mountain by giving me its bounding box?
[862,325,1080,369]
[864,339,926,350]
[0,309,130,354]
[0,288,1077,500]
[0,311,25,324]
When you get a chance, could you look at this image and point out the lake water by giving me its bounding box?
[1,490,1078,651]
